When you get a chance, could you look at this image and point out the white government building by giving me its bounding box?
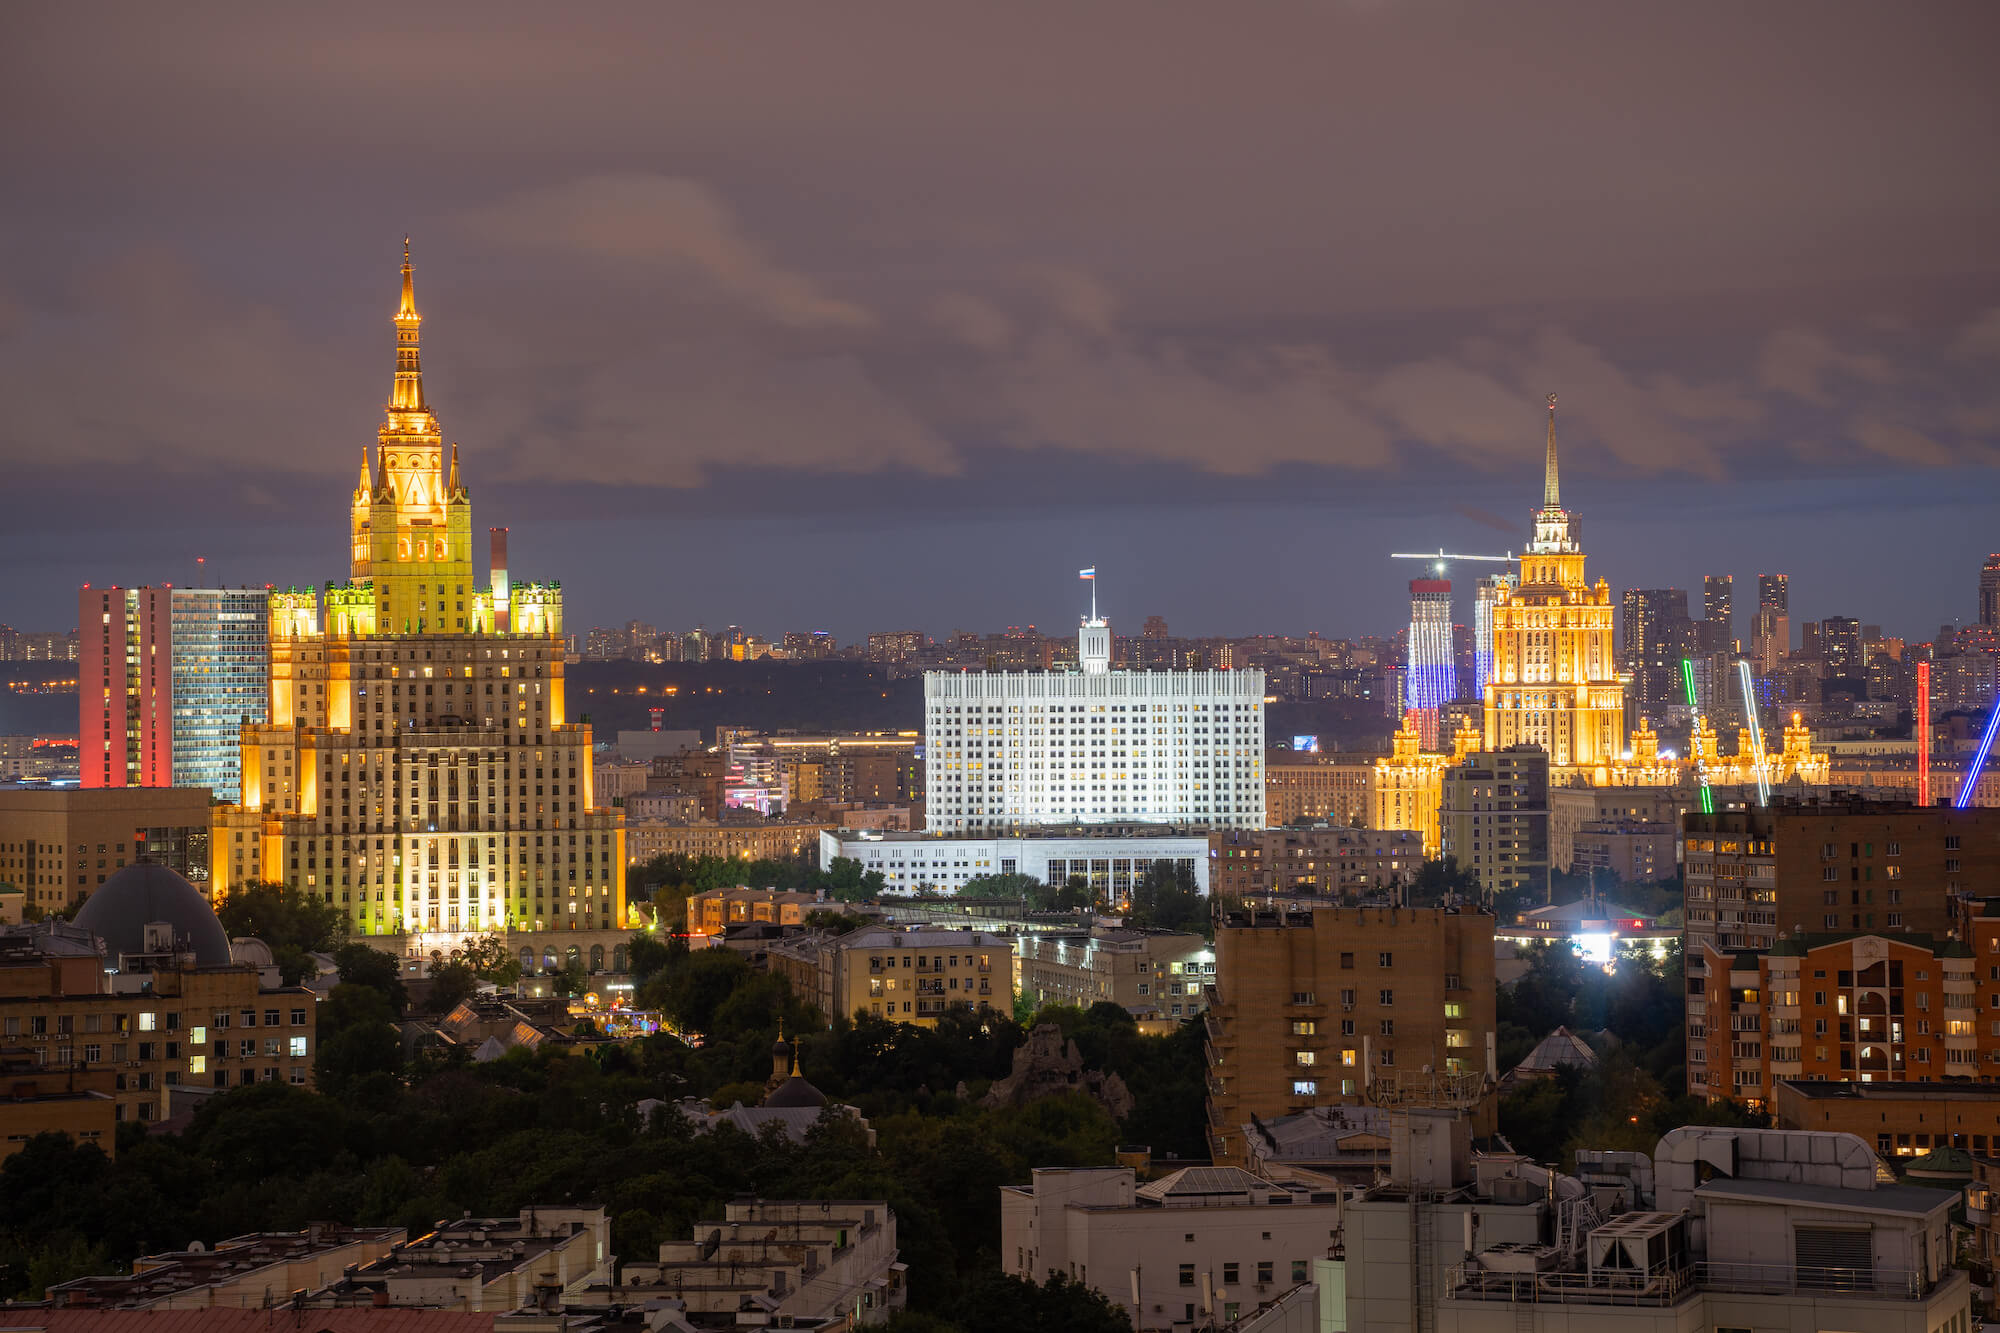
[819,826,1213,896]
[924,610,1266,834]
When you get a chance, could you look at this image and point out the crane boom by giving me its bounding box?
[1390,550,1513,562]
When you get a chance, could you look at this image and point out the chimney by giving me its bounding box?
[490,527,510,631]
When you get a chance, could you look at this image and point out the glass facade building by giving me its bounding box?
[169,588,269,798]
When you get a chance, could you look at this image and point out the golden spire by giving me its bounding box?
[448,442,461,494]
[389,238,426,413]
[357,447,370,494]
[1542,392,1560,509]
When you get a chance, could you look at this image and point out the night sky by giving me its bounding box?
[4,3,1997,645]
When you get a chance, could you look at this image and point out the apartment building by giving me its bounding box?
[623,817,831,866]
[1683,801,2000,969]
[1264,748,1376,827]
[1437,746,1549,903]
[620,1199,903,1327]
[1203,905,1496,1164]
[46,1225,406,1309]
[768,927,1006,1026]
[1013,925,1213,1019]
[1,871,316,1124]
[1000,1166,1342,1330]
[0,1053,116,1161]
[1209,826,1423,902]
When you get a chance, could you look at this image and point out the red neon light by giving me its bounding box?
[1917,660,1931,808]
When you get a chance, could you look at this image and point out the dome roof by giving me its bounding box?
[763,1075,827,1110]
[72,863,233,967]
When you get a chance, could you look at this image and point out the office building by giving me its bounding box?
[0,865,315,1124]
[624,816,829,866]
[1000,1166,1343,1330]
[1619,587,1692,720]
[819,826,1210,895]
[78,584,269,796]
[1681,801,2000,961]
[923,606,1265,833]
[1403,578,1453,748]
[1701,574,1734,653]
[0,785,214,913]
[205,245,625,938]
[1438,747,1549,903]
[767,926,1006,1025]
[0,627,77,661]
[1203,904,1497,1164]
[1820,615,1864,680]
[1481,397,1626,769]
[1013,925,1213,1020]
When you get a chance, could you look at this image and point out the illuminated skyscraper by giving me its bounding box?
[1472,573,1514,700]
[209,244,625,936]
[78,586,269,797]
[1702,574,1734,654]
[1404,578,1453,748]
[1482,395,1625,769]
[1982,555,2000,629]
[1752,573,1789,671]
[1621,588,1693,722]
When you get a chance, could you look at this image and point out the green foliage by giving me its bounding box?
[958,873,1043,901]
[1125,861,1205,933]
[548,958,589,998]
[1405,856,1484,909]
[803,909,872,935]
[825,855,887,903]
[332,942,407,1014]
[316,982,404,1096]
[424,960,480,1014]
[626,929,674,984]
[215,881,346,985]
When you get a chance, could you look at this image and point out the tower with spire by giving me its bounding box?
[213,241,625,943]
[1480,394,1626,771]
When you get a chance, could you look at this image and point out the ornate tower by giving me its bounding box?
[1482,395,1626,771]
[353,241,474,636]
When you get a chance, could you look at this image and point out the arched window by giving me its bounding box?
[518,946,535,975]
[589,944,605,973]
[612,945,627,973]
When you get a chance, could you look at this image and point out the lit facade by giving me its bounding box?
[1471,572,1512,702]
[1482,395,1626,771]
[1403,578,1453,749]
[1368,716,1478,857]
[208,245,625,935]
[923,615,1265,832]
[78,586,271,798]
[819,826,1210,895]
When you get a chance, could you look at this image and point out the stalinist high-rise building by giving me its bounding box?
[1482,395,1626,771]
[211,244,625,937]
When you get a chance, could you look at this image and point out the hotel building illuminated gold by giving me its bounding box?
[210,244,624,935]
[1483,396,1626,772]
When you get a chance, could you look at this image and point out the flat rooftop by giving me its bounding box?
[1779,1079,2000,1102]
[1694,1176,1951,1219]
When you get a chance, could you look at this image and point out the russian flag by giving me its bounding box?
[1078,567,1096,579]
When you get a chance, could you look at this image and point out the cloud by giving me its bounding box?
[1849,417,1953,466]
[1757,327,1897,404]
[1953,308,2000,363]
[929,292,1014,351]
[464,174,876,330]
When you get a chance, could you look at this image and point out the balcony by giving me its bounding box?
[1448,1261,1946,1307]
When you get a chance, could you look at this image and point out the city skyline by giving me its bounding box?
[3,4,1997,642]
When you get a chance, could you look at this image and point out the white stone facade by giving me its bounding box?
[821,828,1213,895]
[924,647,1265,833]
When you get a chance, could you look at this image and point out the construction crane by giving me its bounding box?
[1390,550,1514,572]
[1390,551,1519,731]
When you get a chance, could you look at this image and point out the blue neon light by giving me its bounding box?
[1958,705,2000,809]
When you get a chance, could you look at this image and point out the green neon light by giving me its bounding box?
[1683,657,1713,812]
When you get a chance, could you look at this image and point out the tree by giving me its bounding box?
[1126,861,1203,933]
[315,982,404,1094]
[959,873,1041,901]
[825,856,885,904]
[216,881,346,985]
[456,934,522,987]
[549,958,589,999]
[425,959,479,1014]
[331,942,408,1015]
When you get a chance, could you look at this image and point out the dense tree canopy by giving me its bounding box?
[215,882,346,985]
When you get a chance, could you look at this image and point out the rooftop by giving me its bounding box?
[1778,1078,2000,1102]
[1692,1175,1953,1220]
